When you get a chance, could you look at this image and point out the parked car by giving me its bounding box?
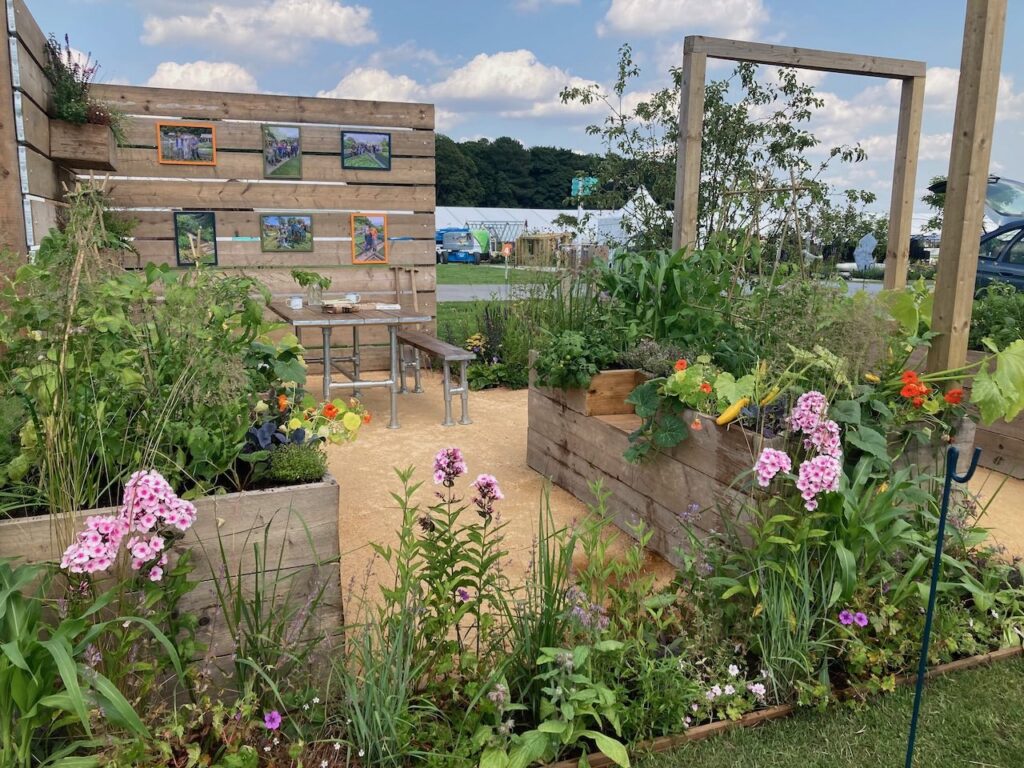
[976,219,1024,292]
[929,175,1024,232]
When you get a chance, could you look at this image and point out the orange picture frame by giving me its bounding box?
[156,121,217,165]
[351,213,388,264]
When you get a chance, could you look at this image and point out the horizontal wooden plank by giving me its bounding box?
[19,93,49,155]
[121,118,435,157]
[974,427,1024,480]
[687,35,926,78]
[225,265,436,296]
[28,197,62,245]
[12,0,48,68]
[109,148,434,184]
[126,210,434,240]
[103,177,435,212]
[92,84,435,130]
[23,146,59,199]
[14,40,51,113]
[127,238,434,269]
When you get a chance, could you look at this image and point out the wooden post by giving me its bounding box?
[927,0,1007,374]
[672,39,707,251]
[884,75,925,290]
[0,2,28,256]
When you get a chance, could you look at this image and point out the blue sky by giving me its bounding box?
[31,0,1024,227]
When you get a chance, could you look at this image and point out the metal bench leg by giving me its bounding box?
[352,326,362,399]
[398,342,409,393]
[458,360,472,425]
[413,349,423,393]
[442,361,455,427]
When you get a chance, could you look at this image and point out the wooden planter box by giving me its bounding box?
[0,476,341,659]
[49,120,118,171]
[965,350,1024,479]
[527,371,773,565]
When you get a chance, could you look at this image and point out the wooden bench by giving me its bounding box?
[396,330,475,426]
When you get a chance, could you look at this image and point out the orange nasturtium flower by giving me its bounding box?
[944,388,965,405]
[911,396,925,409]
[690,418,703,431]
[277,394,289,413]
[675,359,688,372]
[699,381,712,394]
[901,370,920,384]
[323,402,339,419]
[363,411,372,424]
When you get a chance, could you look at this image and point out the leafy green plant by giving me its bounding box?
[971,282,1024,351]
[533,329,615,390]
[42,35,123,141]
[266,442,327,484]
[289,270,332,291]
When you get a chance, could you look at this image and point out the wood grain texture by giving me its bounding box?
[110,149,434,184]
[121,118,435,156]
[13,39,51,113]
[672,49,707,250]
[19,94,49,155]
[226,265,437,295]
[29,197,61,243]
[50,121,118,171]
[884,75,925,290]
[687,35,926,78]
[127,210,434,240]
[0,3,27,255]
[11,0,48,67]
[103,177,435,211]
[928,0,1008,373]
[92,84,434,130]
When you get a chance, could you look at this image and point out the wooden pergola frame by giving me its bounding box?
[671,36,926,290]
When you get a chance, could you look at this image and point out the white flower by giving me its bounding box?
[728,664,740,677]
[321,762,328,768]
[272,737,279,746]
[313,696,321,704]
[334,742,342,751]
[359,749,365,758]
[724,684,736,695]
[303,703,309,711]
[991,610,1000,619]
[264,746,271,753]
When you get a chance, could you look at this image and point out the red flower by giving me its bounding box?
[700,381,712,394]
[901,370,920,384]
[675,359,688,372]
[944,388,964,405]
[363,411,372,424]
[912,396,924,408]
[323,403,339,419]
[901,382,929,399]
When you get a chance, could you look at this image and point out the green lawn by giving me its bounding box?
[436,264,550,285]
[266,155,301,178]
[639,658,1024,768]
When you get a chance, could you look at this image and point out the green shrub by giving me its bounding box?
[533,329,615,390]
[971,282,1024,350]
[266,442,327,485]
[618,338,688,377]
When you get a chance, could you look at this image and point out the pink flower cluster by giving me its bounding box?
[804,419,841,459]
[60,470,197,582]
[754,448,792,487]
[788,391,828,432]
[433,447,468,487]
[795,454,841,511]
[470,473,504,518]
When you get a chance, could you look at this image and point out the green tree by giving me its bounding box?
[922,174,946,233]
[435,135,484,206]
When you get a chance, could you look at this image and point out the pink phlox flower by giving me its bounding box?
[754,448,793,487]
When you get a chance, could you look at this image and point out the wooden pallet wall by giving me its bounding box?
[2,0,436,370]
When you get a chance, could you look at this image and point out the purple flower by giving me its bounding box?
[854,611,869,627]
[839,610,855,626]
[471,473,504,518]
[433,447,467,487]
[456,587,471,603]
[264,710,282,730]
[677,502,701,524]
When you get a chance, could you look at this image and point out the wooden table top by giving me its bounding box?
[268,301,432,328]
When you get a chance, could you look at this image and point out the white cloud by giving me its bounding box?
[317,68,424,102]
[145,61,259,92]
[924,65,1024,121]
[599,0,768,39]
[366,42,443,69]
[142,0,375,58]
[430,50,582,104]
[516,0,579,10]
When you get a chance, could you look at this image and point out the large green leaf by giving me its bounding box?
[846,426,889,461]
[38,636,90,735]
[582,731,631,768]
[89,669,148,736]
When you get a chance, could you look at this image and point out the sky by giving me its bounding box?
[30,0,1024,228]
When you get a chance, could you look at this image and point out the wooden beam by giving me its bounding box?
[0,3,28,256]
[884,75,926,289]
[927,0,1007,374]
[687,36,926,79]
[671,48,706,251]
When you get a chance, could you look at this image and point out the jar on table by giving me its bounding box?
[305,283,323,308]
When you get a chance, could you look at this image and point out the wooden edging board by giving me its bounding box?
[547,644,1024,768]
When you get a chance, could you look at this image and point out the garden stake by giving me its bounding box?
[904,444,981,768]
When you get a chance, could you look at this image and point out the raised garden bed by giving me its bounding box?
[48,119,118,171]
[528,370,775,565]
[966,351,1024,479]
[0,475,341,658]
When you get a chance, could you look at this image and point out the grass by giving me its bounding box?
[638,657,1024,768]
[436,264,549,285]
[344,152,388,169]
[266,155,301,178]
[436,301,489,345]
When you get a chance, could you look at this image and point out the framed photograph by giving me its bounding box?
[260,214,313,252]
[342,131,391,171]
[351,213,388,264]
[262,125,301,179]
[157,121,216,165]
[174,211,218,266]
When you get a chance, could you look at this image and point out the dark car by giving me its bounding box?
[976,220,1024,292]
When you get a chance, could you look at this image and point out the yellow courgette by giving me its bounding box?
[759,387,780,406]
[716,397,750,425]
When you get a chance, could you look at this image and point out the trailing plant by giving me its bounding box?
[42,34,124,141]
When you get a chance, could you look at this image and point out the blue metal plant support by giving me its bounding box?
[904,444,982,768]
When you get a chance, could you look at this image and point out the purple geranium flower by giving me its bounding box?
[839,610,855,626]
[854,611,869,627]
[264,710,282,730]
